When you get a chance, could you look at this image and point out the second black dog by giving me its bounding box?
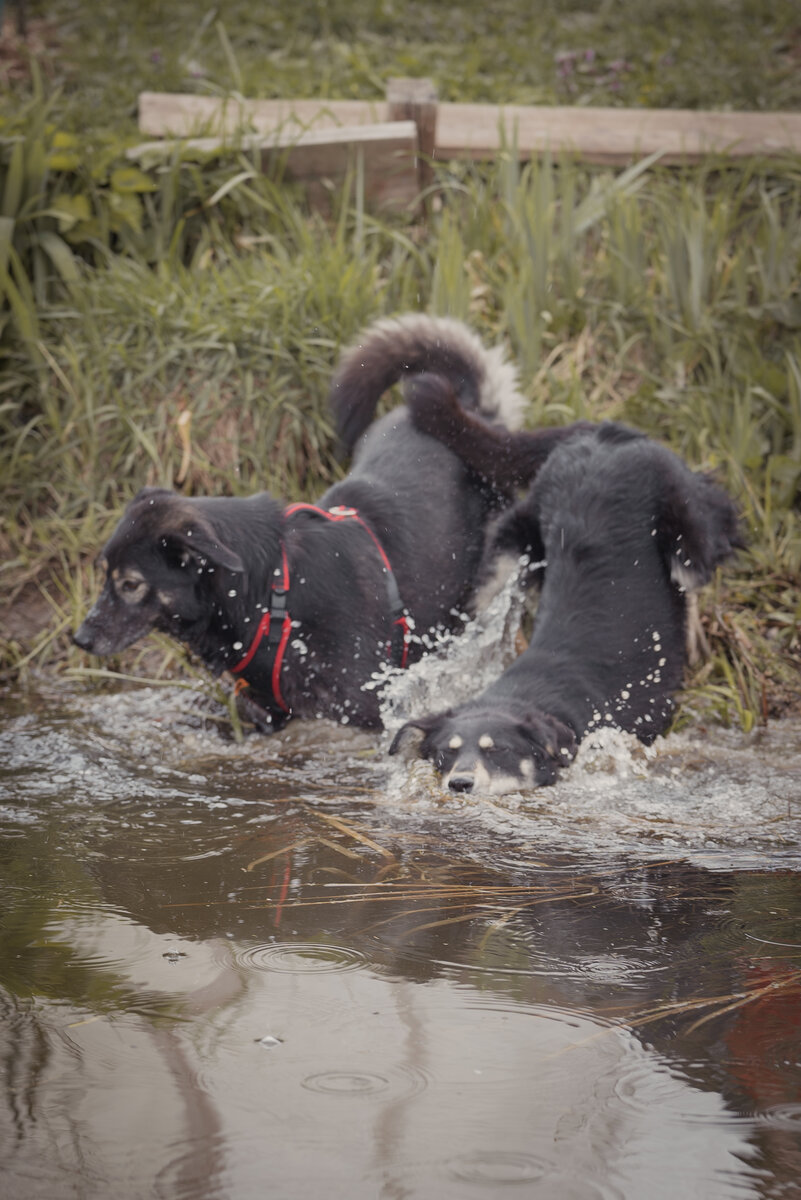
[390,380,742,792]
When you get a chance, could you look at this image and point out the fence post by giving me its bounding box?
[386,77,438,200]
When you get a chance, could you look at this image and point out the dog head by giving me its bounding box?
[389,706,576,795]
[73,488,245,656]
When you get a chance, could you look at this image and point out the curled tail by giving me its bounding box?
[328,313,525,456]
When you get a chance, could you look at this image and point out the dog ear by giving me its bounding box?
[653,459,743,591]
[518,712,576,766]
[172,525,245,574]
[122,489,247,574]
[388,714,441,757]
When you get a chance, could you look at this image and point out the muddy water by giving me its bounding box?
[1,663,800,1198]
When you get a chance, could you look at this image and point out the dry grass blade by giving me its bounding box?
[361,887,602,936]
[683,969,801,1035]
[309,809,396,861]
[245,839,308,872]
[314,836,365,862]
[591,968,801,1039]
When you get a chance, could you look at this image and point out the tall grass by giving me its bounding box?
[2,0,801,725]
[9,0,801,133]
[1,126,799,725]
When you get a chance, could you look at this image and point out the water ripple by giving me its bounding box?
[234,941,368,974]
[613,1055,743,1125]
[380,1156,613,1199]
[447,1150,551,1185]
[300,1064,429,1098]
[761,1103,801,1131]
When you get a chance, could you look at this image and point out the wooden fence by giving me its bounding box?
[130,79,801,210]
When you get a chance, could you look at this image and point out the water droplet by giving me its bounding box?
[254,1034,283,1050]
[162,949,186,964]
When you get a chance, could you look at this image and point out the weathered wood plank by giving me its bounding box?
[128,121,420,211]
[435,102,801,164]
[139,91,801,164]
[138,92,389,138]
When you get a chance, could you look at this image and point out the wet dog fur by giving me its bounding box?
[74,317,583,732]
[391,381,742,792]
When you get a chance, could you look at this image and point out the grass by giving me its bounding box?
[0,1,799,729]
[6,0,801,129]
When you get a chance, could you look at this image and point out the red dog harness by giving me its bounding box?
[230,504,410,713]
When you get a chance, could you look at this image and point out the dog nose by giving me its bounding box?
[448,774,474,793]
[72,626,94,652]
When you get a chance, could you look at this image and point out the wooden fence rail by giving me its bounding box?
[132,81,801,210]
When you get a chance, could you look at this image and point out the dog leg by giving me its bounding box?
[235,687,281,734]
[491,490,547,567]
[470,489,547,613]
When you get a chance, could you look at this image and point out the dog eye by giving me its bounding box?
[117,577,147,602]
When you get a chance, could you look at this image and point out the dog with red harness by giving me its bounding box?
[74,315,584,731]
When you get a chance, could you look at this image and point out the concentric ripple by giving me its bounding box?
[447,1150,551,1185]
[234,941,367,974]
[301,1064,429,1099]
[613,1056,738,1126]
[301,1071,390,1096]
[761,1103,801,1131]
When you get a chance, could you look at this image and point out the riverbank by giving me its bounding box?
[1,1,799,729]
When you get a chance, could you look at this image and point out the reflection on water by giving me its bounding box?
[1,684,800,1199]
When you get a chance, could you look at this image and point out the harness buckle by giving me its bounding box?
[266,587,289,650]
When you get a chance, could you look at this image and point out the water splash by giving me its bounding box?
[378,565,527,738]
[2,568,799,866]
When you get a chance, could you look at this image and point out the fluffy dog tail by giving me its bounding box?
[328,313,526,456]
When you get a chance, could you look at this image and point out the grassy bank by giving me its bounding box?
[6,0,801,128]
[1,1,799,728]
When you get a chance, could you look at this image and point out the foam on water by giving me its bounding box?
[0,682,379,818]
[375,574,801,866]
[477,722,801,866]
[3,565,798,865]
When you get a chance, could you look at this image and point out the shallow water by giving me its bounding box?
[1,641,800,1198]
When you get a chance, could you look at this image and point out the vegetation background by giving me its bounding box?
[1,0,799,729]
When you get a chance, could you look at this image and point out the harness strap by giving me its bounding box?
[229,505,410,714]
[285,504,410,669]
[230,543,292,712]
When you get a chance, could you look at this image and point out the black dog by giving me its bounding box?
[390,378,742,792]
[74,316,583,732]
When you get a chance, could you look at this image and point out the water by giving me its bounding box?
[1,599,800,1199]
